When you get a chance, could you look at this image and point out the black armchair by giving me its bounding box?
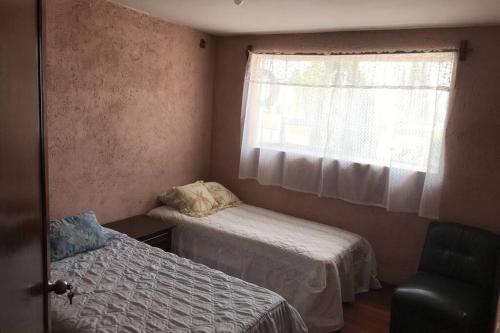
[390,221,500,333]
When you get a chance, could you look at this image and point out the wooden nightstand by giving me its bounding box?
[105,215,176,252]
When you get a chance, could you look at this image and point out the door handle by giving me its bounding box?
[48,280,74,304]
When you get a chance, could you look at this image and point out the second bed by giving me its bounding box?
[149,203,380,333]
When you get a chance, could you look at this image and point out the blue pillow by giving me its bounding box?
[50,211,107,261]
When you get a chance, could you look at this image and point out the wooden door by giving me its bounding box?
[0,0,48,332]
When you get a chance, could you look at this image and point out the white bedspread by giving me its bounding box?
[149,204,380,333]
[50,228,307,333]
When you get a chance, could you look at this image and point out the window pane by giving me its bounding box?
[246,52,455,171]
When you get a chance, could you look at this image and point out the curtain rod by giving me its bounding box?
[246,40,470,61]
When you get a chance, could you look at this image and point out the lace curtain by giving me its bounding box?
[239,51,457,218]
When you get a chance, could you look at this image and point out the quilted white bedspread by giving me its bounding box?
[149,204,380,333]
[50,229,307,333]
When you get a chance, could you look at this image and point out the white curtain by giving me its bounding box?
[239,52,457,218]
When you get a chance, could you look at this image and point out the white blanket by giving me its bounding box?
[149,204,380,333]
[51,228,307,333]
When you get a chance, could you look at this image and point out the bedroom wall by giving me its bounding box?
[44,0,214,223]
[211,27,500,284]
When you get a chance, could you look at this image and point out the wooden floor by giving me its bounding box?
[336,283,394,333]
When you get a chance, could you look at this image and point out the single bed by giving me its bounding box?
[50,228,307,333]
[149,204,381,333]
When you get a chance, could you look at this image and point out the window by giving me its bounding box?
[240,51,456,218]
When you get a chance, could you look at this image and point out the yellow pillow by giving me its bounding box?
[203,182,241,209]
[172,181,218,217]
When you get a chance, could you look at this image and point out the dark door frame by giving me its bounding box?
[37,0,50,331]
[0,0,49,331]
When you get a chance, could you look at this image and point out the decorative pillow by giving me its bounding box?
[49,211,107,261]
[158,189,180,207]
[203,182,241,209]
[173,181,219,217]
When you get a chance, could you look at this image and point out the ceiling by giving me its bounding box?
[111,0,500,35]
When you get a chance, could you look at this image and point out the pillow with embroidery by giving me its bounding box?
[49,211,107,261]
[203,182,241,209]
[170,181,219,217]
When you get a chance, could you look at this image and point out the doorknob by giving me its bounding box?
[48,280,74,304]
[48,280,70,294]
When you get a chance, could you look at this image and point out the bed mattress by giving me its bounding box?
[50,228,307,333]
[149,204,380,333]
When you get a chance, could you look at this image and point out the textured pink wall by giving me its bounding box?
[44,1,499,284]
[44,0,214,223]
[211,27,500,284]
